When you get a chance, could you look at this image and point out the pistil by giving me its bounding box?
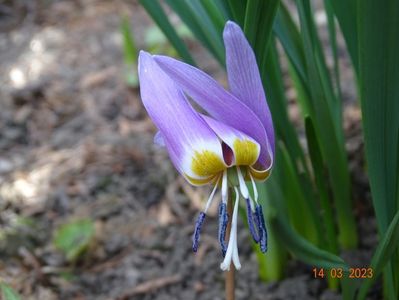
[220,187,241,271]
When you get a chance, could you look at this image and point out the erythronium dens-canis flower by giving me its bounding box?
[138,21,274,271]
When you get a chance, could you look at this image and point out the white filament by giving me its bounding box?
[204,176,220,213]
[220,187,241,271]
[221,170,228,204]
[236,166,249,199]
[249,172,259,204]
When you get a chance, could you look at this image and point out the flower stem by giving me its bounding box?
[225,191,235,300]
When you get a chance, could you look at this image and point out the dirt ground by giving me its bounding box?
[0,1,378,299]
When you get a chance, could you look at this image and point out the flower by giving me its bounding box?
[138,21,274,271]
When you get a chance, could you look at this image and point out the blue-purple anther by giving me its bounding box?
[245,198,260,243]
[255,204,268,253]
[218,202,229,257]
[192,212,206,252]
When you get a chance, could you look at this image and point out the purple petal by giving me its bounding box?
[154,55,273,170]
[223,21,275,154]
[154,131,165,147]
[201,115,261,167]
[139,51,226,184]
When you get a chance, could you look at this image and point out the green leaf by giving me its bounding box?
[323,0,343,103]
[295,0,357,248]
[120,17,137,65]
[254,180,287,281]
[0,283,21,300]
[53,219,95,262]
[279,143,320,244]
[243,0,262,45]
[139,0,196,65]
[269,210,348,271]
[200,0,227,30]
[358,3,399,295]
[120,17,138,87]
[251,0,280,78]
[165,0,225,65]
[325,0,358,73]
[357,0,399,235]
[357,211,399,299]
[226,0,247,26]
[262,39,309,177]
[305,116,338,254]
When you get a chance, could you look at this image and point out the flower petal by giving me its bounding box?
[223,21,275,153]
[201,115,260,167]
[154,55,273,170]
[139,51,226,184]
[153,131,165,147]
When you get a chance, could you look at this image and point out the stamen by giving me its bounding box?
[249,172,258,204]
[192,212,206,252]
[255,204,268,253]
[245,197,259,243]
[204,177,220,213]
[236,166,249,199]
[221,170,228,204]
[220,187,241,271]
[218,202,228,256]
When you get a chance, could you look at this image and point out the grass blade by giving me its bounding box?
[226,0,247,26]
[323,0,343,103]
[165,0,225,65]
[0,283,21,300]
[358,2,399,297]
[357,211,399,299]
[139,0,196,65]
[357,0,399,235]
[305,116,338,254]
[295,0,357,248]
[269,209,348,271]
[326,0,358,73]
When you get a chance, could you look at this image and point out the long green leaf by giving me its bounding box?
[326,0,358,73]
[295,0,357,248]
[0,283,21,300]
[357,211,399,299]
[323,0,343,103]
[165,0,225,65]
[253,0,280,77]
[226,0,247,26]
[200,0,227,30]
[280,143,320,244]
[263,39,309,176]
[255,180,287,281]
[357,0,399,238]
[358,1,399,297]
[120,17,137,65]
[243,0,262,45]
[139,0,196,65]
[269,210,348,271]
[305,116,338,254]
[274,5,307,83]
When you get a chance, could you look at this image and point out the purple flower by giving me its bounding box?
[138,21,274,271]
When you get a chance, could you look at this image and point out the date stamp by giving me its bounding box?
[312,268,373,279]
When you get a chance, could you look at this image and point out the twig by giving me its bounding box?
[115,274,182,300]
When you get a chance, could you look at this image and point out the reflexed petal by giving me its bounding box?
[139,51,226,184]
[154,55,273,170]
[223,21,275,154]
[201,115,260,167]
[248,165,271,181]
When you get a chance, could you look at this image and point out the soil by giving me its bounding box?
[0,1,378,299]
